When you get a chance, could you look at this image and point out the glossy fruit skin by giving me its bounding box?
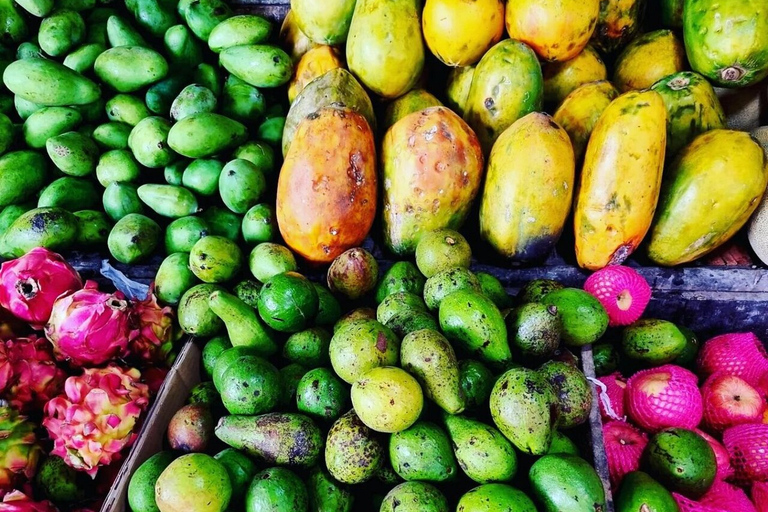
[276,107,376,263]
[591,0,647,54]
[647,130,768,266]
[543,45,607,105]
[683,0,768,87]
[422,0,504,67]
[479,112,574,262]
[505,0,600,62]
[613,30,686,92]
[287,45,344,104]
[573,90,667,270]
[615,471,679,512]
[529,455,607,512]
[553,80,619,162]
[645,428,717,499]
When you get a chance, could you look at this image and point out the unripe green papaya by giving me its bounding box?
[22,107,82,148]
[106,15,147,47]
[137,184,199,218]
[2,207,78,258]
[38,177,99,211]
[45,131,99,176]
[103,182,144,221]
[39,9,86,57]
[219,45,293,89]
[128,116,175,168]
[208,15,272,53]
[167,113,247,158]
[94,46,168,93]
[0,151,48,207]
[3,59,100,106]
[63,43,105,73]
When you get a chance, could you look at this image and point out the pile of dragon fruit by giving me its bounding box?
[0,248,176,512]
[588,266,768,512]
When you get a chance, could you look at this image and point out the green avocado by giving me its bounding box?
[622,319,687,366]
[541,288,608,346]
[529,454,607,512]
[644,428,716,499]
[389,421,457,482]
[615,471,680,512]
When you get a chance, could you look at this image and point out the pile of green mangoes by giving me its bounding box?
[0,0,292,261]
[136,228,612,512]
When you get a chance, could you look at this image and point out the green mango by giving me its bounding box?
[36,455,86,503]
[181,159,222,197]
[307,466,354,512]
[190,235,243,283]
[621,318,687,366]
[14,96,44,121]
[170,84,217,121]
[16,0,52,17]
[444,414,517,484]
[74,209,110,247]
[424,268,482,311]
[218,354,280,415]
[415,229,472,278]
[329,319,399,384]
[103,182,144,221]
[245,467,308,511]
[0,205,31,238]
[507,303,562,360]
[346,0,424,99]
[0,151,48,206]
[215,413,322,468]
[3,59,100,106]
[390,421,457,482]
[490,368,558,456]
[63,43,105,73]
[257,272,318,333]
[201,335,232,380]
[233,279,261,309]
[137,184,198,218]
[538,361,592,429]
[200,206,241,241]
[282,327,331,367]
[384,310,439,340]
[38,177,99,210]
[106,15,147,47]
[292,0,354,46]
[93,121,132,149]
[107,213,161,264]
[256,116,284,147]
[547,431,580,456]
[164,159,186,186]
[380,482,449,512]
[16,42,45,60]
[476,272,513,309]
[39,9,85,57]
[458,360,495,410]
[127,0,177,38]
[71,98,104,123]
[213,448,257,503]
[145,75,187,116]
[296,367,348,421]
[541,288,609,347]
[529,455,607,512]
[241,203,276,245]
[233,141,274,176]
[94,46,168,93]
[178,283,224,336]
[221,75,266,124]
[85,8,114,45]
[325,409,384,484]
[127,452,175,512]
[167,113,247,158]
[218,159,266,214]
[0,0,28,44]
[644,428,717,499]
[615,471,679,512]
[164,24,202,69]
[208,15,272,53]
[45,131,98,176]
[106,94,150,126]
[183,0,231,41]
[165,215,209,253]
[56,0,94,12]
[2,207,78,257]
[193,63,221,97]
[375,261,425,303]
[401,329,465,414]
[439,289,511,368]
[219,44,293,88]
[96,149,140,186]
[208,289,277,356]
[128,116,175,168]
[314,283,342,326]
[278,363,308,408]
[456,484,536,512]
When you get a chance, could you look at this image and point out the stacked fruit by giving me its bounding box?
[0,0,288,266]
[0,248,176,511]
[587,266,768,511]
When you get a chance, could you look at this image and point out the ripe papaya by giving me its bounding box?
[591,0,646,54]
[683,0,768,87]
[382,106,484,256]
[648,130,768,266]
[543,45,607,105]
[290,0,355,46]
[613,30,685,92]
[287,46,344,104]
[465,39,543,154]
[479,113,575,261]
[651,71,725,159]
[574,90,667,270]
[505,0,600,62]
[422,0,504,67]
[276,107,376,263]
[553,80,619,162]
[279,10,317,64]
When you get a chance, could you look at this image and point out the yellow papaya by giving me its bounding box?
[276,107,377,263]
[613,30,686,92]
[479,112,575,261]
[445,66,475,118]
[382,106,484,256]
[382,89,442,132]
[648,130,768,266]
[290,0,355,46]
[465,39,543,154]
[553,80,619,162]
[505,0,600,62]
[279,10,317,64]
[287,46,344,104]
[422,0,505,67]
[543,45,607,105]
[574,90,667,270]
[591,0,646,54]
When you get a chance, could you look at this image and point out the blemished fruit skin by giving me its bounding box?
[621,319,688,366]
[325,410,384,484]
[479,112,575,262]
[591,0,647,54]
[647,130,768,266]
[553,80,619,162]
[381,107,484,256]
[380,482,449,512]
[505,0,600,62]
[287,45,344,104]
[603,421,648,488]
[543,45,607,105]
[155,454,232,512]
[276,107,376,264]
[701,373,766,433]
[613,30,686,92]
[351,366,424,433]
[574,90,667,270]
[644,428,717,499]
[456,484,537,512]
[538,361,592,429]
[626,364,703,432]
[422,0,504,67]
[615,471,680,512]
[683,0,768,87]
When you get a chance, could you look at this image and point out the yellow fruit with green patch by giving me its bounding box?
[553,80,619,161]
[543,45,607,104]
[614,30,686,92]
[287,46,344,104]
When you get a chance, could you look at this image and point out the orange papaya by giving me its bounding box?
[553,80,619,162]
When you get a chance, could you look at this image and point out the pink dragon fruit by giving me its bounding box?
[0,337,66,413]
[0,491,58,512]
[0,405,41,495]
[129,289,174,365]
[603,420,648,487]
[626,364,703,432]
[700,480,757,512]
[697,333,768,387]
[44,281,136,367]
[597,372,627,421]
[723,423,768,483]
[43,365,150,477]
[0,248,82,329]
[752,481,768,512]
[694,429,736,481]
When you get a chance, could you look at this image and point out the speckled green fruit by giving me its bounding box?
[36,455,86,503]
[46,131,98,177]
[541,288,608,347]
[333,308,376,332]
[351,366,424,434]
[108,213,160,264]
[415,229,472,278]
[189,236,243,283]
[178,284,224,337]
[329,319,400,384]
[377,292,427,325]
[517,279,564,304]
[245,467,308,512]
[592,343,619,376]
[622,319,687,366]
[187,382,220,408]
[233,279,261,309]
[456,484,537,512]
[325,409,384,484]
[645,428,716,499]
[208,290,277,356]
[201,335,232,379]
[257,272,318,333]
[476,272,513,309]
[307,466,354,512]
[444,414,517,484]
[283,327,331,367]
[507,303,562,359]
[296,367,347,421]
[326,247,379,300]
[212,346,259,390]
[219,354,280,415]
[383,310,439,340]
[155,253,199,306]
[424,267,482,311]
[127,452,175,512]
[380,482,449,512]
[1,207,78,258]
[390,421,457,482]
[242,204,277,245]
[538,361,592,429]
[459,359,495,410]
[529,455,606,512]
[213,449,257,503]
[155,454,231,512]
[249,242,297,282]
[375,261,426,303]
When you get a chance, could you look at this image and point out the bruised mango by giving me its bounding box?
[277,107,376,264]
[648,130,768,266]
[543,45,607,105]
[480,113,575,262]
[614,30,686,92]
[591,0,646,54]
[382,106,484,256]
[505,0,600,62]
[553,81,619,162]
[422,0,504,67]
[287,46,344,104]
[382,89,442,132]
[574,90,667,270]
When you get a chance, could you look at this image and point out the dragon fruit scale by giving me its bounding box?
[0,337,65,413]
[0,491,58,512]
[129,288,174,365]
[43,365,150,477]
[0,405,42,494]
[0,248,82,329]
[45,281,136,367]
